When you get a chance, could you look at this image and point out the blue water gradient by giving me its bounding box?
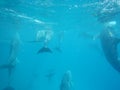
[0,0,120,90]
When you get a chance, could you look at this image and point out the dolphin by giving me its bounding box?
[60,70,73,90]
[0,32,20,77]
[100,28,120,72]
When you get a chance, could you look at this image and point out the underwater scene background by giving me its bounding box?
[0,0,120,90]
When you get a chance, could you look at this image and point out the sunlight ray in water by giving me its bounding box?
[0,8,57,25]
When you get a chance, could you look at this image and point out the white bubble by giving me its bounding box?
[74,5,78,8]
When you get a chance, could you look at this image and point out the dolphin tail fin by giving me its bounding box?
[0,64,10,69]
[37,47,52,54]
[0,64,14,77]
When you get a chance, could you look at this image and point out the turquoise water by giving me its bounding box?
[0,0,120,90]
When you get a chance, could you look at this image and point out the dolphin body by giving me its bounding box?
[60,70,73,90]
[100,28,120,72]
[0,32,20,77]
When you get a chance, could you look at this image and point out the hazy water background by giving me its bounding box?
[0,0,120,90]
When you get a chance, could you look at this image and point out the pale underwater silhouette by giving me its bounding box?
[60,70,73,90]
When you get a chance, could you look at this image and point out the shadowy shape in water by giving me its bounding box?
[60,70,73,90]
[37,47,52,54]
[45,70,55,81]
[3,86,15,90]
[54,47,62,53]
[0,64,15,78]
[100,28,120,73]
[26,40,43,43]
